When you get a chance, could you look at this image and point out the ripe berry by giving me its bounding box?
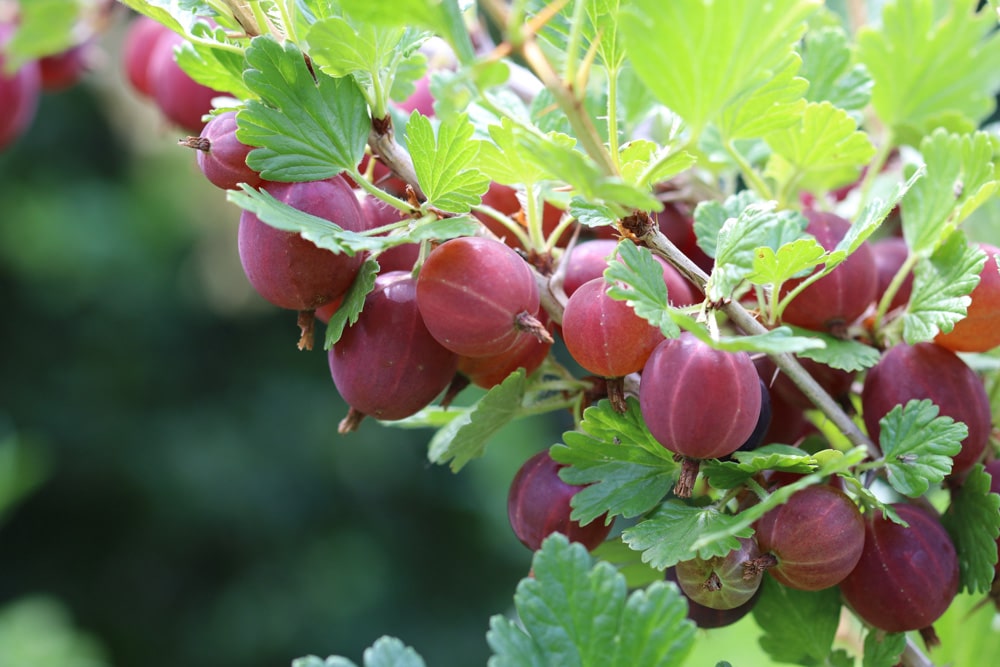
[416,236,549,358]
[123,15,170,98]
[665,566,761,629]
[560,238,695,306]
[183,110,262,190]
[562,276,664,378]
[839,503,959,638]
[146,29,223,132]
[329,271,459,427]
[238,177,369,348]
[861,342,990,475]
[871,236,913,312]
[457,312,553,389]
[640,333,761,496]
[751,484,865,591]
[507,449,612,551]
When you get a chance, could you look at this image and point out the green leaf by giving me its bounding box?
[862,632,906,667]
[479,117,551,186]
[178,24,252,99]
[857,0,1000,135]
[706,202,811,301]
[237,37,369,182]
[693,447,868,549]
[226,185,378,256]
[717,54,809,141]
[427,369,526,471]
[903,231,987,343]
[942,463,1000,594]
[338,0,474,65]
[667,312,824,356]
[551,399,678,524]
[612,580,696,667]
[877,399,965,497]
[324,259,379,349]
[619,141,697,191]
[901,129,998,254]
[753,577,842,664]
[603,242,682,338]
[692,190,763,259]
[701,445,817,489]
[746,238,826,286]
[487,535,695,667]
[620,0,818,138]
[480,121,658,211]
[799,26,873,111]
[790,327,882,372]
[764,101,876,195]
[621,500,754,570]
[407,112,490,213]
[294,636,426,667]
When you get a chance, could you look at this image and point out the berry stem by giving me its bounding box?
[296,310,316,351]
[338,407,367,434]
[674,457,700,498]
[514,310,555,344]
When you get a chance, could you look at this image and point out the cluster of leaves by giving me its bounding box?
[27,0,1000,665]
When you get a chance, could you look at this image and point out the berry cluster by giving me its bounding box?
[11,3,1000,664]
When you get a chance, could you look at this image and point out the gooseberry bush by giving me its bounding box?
[11,0,1000,665]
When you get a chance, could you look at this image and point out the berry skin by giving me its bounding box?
[185,111,263,190]
[675,536,763,610]
[0,24,41,151]
[237,177,370,348]
[639,333,761,461]
[507,449,612,552]
[329,271,459,424]
[839,503,959,636]
[752,484,865,591]
[562,276,665,379]
[861,342,990,475]
[146,29,223,132]
[561,238,695,306]
[123,15,170,98]
[416,236,547,358]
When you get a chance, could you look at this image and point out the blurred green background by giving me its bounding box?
[0,12,570,666]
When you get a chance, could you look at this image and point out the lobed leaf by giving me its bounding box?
[862,632,907,667]
[877,399,965,497]
[903,231,987,343]
[294,636,426,667]
[552,398,678,524]
[238,37,369,182]
[406,112,490,213]
[799,26,873,111]
[901,129,998,254]
[753,577,841,664]
[942,463,1000,594]
[427,369,526,471]
[621,500,754,570]
[324,259,379,349]
[692,190,762,259]
[603,242,682,338]
[764,101,876,196]
[620,0,819,138]
[857,0,1000,136]
[701,445,817,489]
[487,535,695,667]
[706,202,811,301]
[789,327,882,372]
